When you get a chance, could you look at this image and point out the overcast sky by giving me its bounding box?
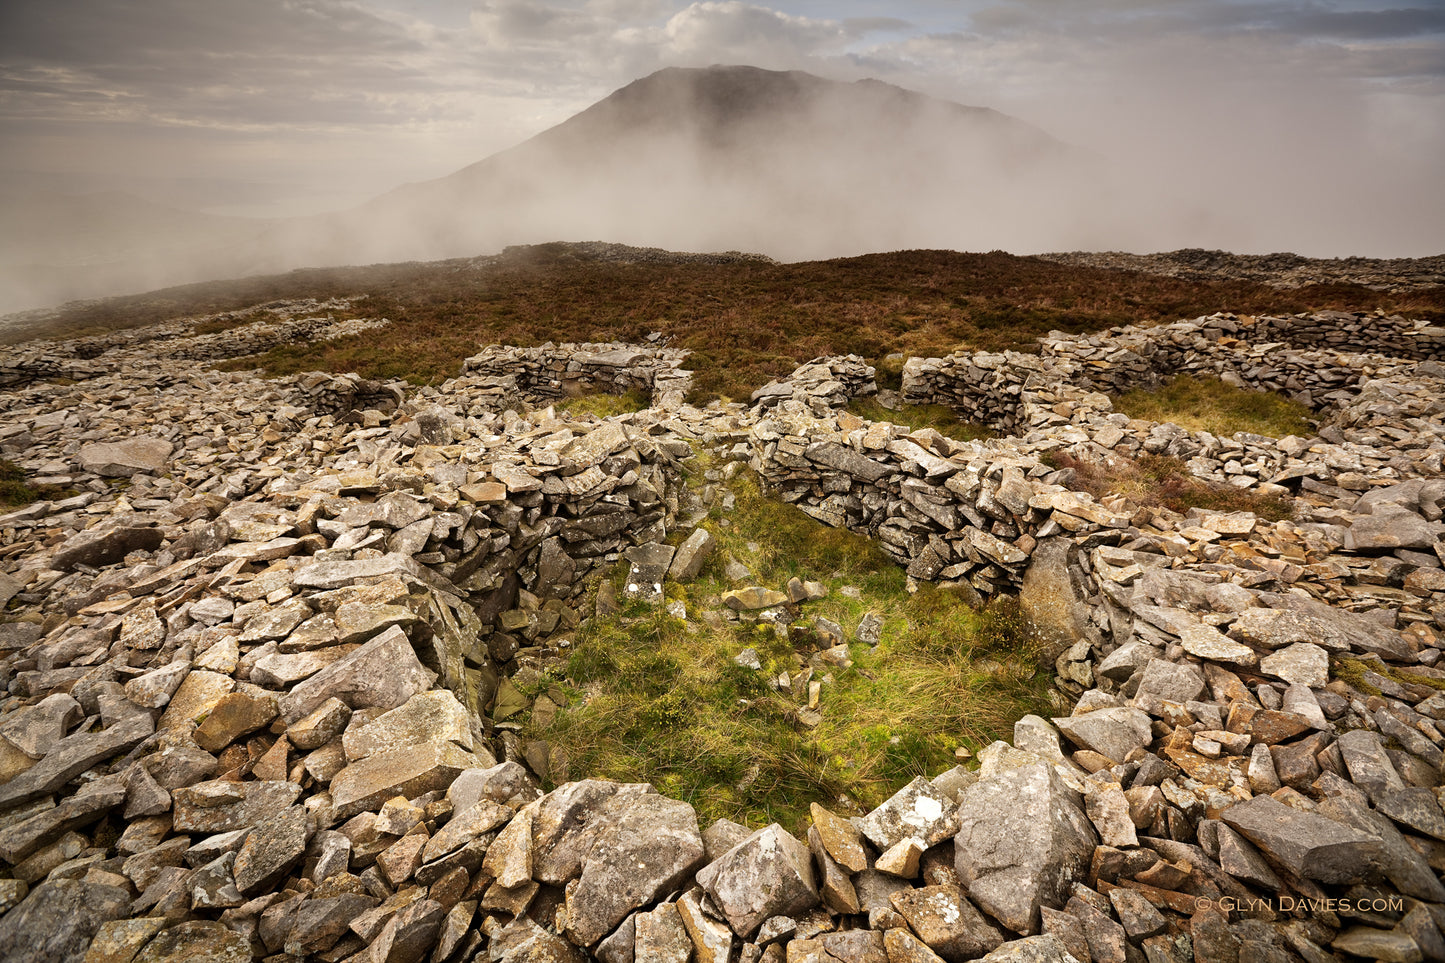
[0,0,1442,252]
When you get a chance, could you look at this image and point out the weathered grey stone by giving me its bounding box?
[976,934,1084,962]
[0,879,131,963]
[889,884,1005,962]
[1221,793,1383,883]
[567,794,706,946]
[530,780,656,885]
[857,776,959,851]
[954,762,1097,935]
[1053,707,1153,764]
[277,625,435,724]
[695,823,818,938]
[1020,538,1094,662]
[447,761,539,813]
[1349,506,1443,552]
[669,528,716,582]
[1131,658,1206,712]
[342,689,473,763]
[1338,728,1406,801]
[622,543,675,603]
[77,438,173,477]
[805,441,889,482]
[421,799,511,863]
[1331,926,1423,963]
[0,713,153,808]
[486,914,585,963]
[232,805,311,894]
[172,780,302,834]
[193,690,278,752]
[1259,643,1329,687]
[329,741,479,820]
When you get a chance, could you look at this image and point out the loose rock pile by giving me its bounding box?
[0,300,387,391]
[1,299,1444,963]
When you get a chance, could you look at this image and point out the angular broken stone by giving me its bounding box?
[1221,793,1384,883]
[277,625,435,724]
[890,884,1005,962]
[341,689,474,763]
[172,780,302,834]
[1258,642,1329,687]
[193,691,278,753]
[233,805,311,895]
[622,543,674,604]
[857,776,958,851]
[668,528,716,582]
[695,823,818,938]
[329,741,479,819]
[954,762,1097,935]
[1052,707,1153,764]
[566,794,706,946]
[810,802,869,873]
[77,438,173,478]
[721,586,789,611]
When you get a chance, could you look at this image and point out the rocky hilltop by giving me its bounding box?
[1,297,1445,963]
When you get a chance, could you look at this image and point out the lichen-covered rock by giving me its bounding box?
[695,824,819,938]
[954,762,1097,935]
[565,794,706,946]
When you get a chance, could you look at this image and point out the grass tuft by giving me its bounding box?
[555,389,651,419]
[0,460,76,509]
[1114,375,1315,439]
[1047,451,1295,521]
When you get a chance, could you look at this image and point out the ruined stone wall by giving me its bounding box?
[460,342,693,409]
[3,320,1445,963]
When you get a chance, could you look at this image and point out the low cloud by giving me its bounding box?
[0,0,1440,296]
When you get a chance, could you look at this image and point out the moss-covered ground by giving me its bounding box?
[520,469,1053,834]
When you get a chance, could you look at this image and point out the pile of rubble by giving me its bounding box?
[0,299,387,391]
[1,300,1444,963]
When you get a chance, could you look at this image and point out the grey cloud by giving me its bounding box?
[1278,7,1445,40]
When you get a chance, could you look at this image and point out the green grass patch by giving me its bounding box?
[1114,375,1315,439]
[555,389,651,419]
[525,472,1052,834]
[846,397,994,444]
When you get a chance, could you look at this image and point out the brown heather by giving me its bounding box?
[11,248,1444,404]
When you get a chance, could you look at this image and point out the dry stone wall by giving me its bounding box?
[460,342,693,410]
[1,306,1445,963]
[0,300,387,391]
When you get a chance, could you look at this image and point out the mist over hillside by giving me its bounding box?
[0,64,1429,316]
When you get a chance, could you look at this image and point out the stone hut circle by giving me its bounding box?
[0,293,1444,963]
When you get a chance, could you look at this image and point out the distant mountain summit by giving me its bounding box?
[292,64,1088,269]
[3,65,1127,313]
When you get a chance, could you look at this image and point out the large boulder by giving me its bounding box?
[1019,538,1094,663]
[277,625,436,724]
[954,762,1097,935]
[1221,794,1384,883]
[696,824,819,938]
[0,879,131,963]
[565,794,707,946]
[77,437,173,477]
